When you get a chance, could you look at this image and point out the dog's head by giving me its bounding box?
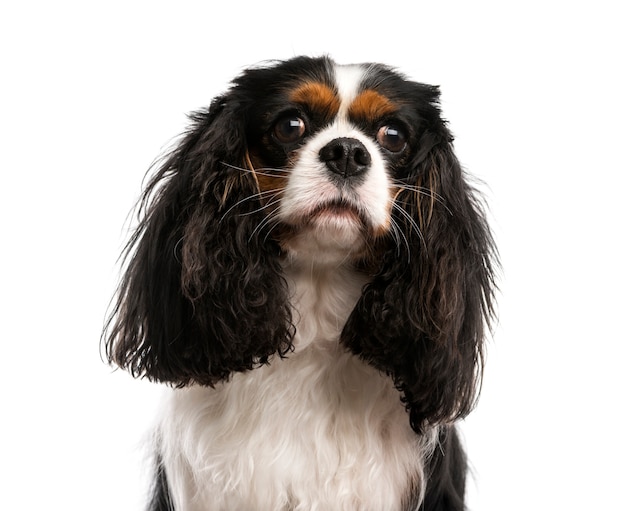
[104,56,497,432]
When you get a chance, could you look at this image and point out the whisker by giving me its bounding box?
[219,188,282,223]
[389,216,410,261]
[392,202,426,254]
[242,196,283,218]
[262,218,282,244]
[390,221,405,258]
[391,179,451,214]
[221,162,290,179]
[249,208,281,242]
[233,191,285,218]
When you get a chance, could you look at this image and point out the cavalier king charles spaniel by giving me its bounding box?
[104,56,497,511]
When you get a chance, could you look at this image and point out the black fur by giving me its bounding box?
[148,457,174,511]
[420,427,468,511]
[104,85,296,386]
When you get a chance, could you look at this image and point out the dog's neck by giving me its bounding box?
[282,261,369,352]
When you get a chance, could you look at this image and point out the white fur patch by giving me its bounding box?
[158,266,435,510]
[334,64,366,118]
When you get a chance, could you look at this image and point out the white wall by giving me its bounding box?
[2,1,624,509]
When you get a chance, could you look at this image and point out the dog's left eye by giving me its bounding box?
[376,125,407,153]
[273,116,306,145]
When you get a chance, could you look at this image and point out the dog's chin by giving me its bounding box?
[279,205,370,266]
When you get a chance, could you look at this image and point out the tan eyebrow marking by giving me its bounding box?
[289,82,341,119]
[348,89,397,122]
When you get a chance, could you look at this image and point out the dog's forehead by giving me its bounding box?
[286,63,402,125]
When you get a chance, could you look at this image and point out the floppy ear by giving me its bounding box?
[104,95,294,386]
[342,126,497,434]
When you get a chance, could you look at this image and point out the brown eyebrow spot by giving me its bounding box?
[289,82,340,119]
[348,90,397,122]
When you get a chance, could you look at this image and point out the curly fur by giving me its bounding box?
[103,56,497,511]
[105,102,295,386]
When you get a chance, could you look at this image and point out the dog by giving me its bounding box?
[104,55,497,510]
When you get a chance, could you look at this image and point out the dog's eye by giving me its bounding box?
[376,125,407,153]
[273,116,306,144]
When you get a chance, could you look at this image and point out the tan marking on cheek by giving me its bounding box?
[289,82,340,119]
[219,152,263,208]
[247,150,288,208]
[255,172,288,195]
[388,173,438,242]
[244,151,260,192]
[348,90,397,123]
[372,184,399,239]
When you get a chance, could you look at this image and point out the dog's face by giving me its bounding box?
[234,59,444,266]
[105,56,496,433]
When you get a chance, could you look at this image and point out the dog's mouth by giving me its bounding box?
[272,198,370,263]
[274,197,386,264]
[275,198,369,245]
[305,199,370,230]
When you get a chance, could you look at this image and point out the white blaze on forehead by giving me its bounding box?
[333,64,366,118]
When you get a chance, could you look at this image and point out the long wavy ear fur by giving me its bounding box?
[342,109,497,433]
[103,94,294,386]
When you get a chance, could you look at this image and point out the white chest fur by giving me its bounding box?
[158,266,432,510]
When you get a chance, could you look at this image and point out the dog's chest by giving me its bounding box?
[160,268,426,510]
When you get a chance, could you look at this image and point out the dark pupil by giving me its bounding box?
[276,118,304,143]
[385,128,402,147]
[379,126,406,152]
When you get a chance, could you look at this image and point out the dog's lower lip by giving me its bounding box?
[311,202,361,221]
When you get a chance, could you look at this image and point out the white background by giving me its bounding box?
[2,1,624,509]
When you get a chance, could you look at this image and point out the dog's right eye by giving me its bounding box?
[273,116,306,145]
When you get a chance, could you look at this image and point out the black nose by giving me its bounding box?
[319,138,371,178]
